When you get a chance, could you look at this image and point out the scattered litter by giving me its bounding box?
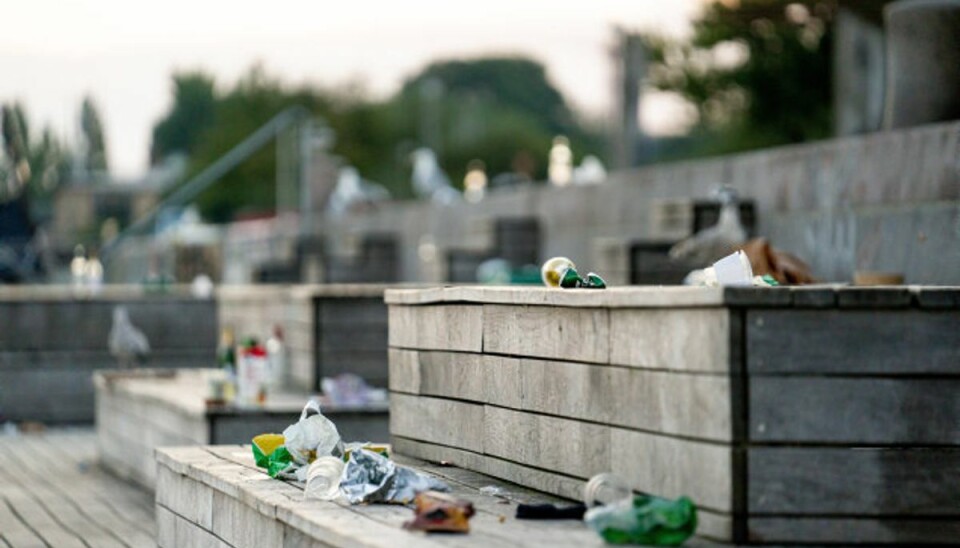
[516,503,587,520]
[584,493,697,546]
[283,400,343,466]
[740,238,815,284]
[583,472,632,507]
[479,485,504,496]
[582,472,697,546]
[541,257,606,289]
[304,456,345,501]
[252,433,294,479]
[254,401,449,506]
[713,250,753,286]
[339,448,449,505]
[404,491,476,533]
[685,250,780,288]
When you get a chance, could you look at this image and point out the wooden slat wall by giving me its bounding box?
[740,290,960,543]
[388,302,735,542]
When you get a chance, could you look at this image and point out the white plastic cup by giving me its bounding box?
[304,456,345,501]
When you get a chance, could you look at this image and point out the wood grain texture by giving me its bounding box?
[751,377,960,444]
[388,305,482,352]
[389,393,485,453]
[482,304,609,363]
[611,429,734,513]
[609,308,730,373]
[749,447,960,515]
[747,309,960,373]
[391,437,734,543]
[395,350,732,442]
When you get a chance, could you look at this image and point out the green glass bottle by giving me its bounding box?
[585,494,697,546]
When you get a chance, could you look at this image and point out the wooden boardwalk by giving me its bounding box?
[0,429,155,548]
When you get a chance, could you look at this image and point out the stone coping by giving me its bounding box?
[94,369,388,418]
[385,285,960,309]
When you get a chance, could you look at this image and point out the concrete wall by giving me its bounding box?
[315,121,959,285]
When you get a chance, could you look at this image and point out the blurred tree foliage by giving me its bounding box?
[81,96,109,172]
[0,102,72,219]
[150,72,217,163]
[151,58,605,222]
[643,0,840,158]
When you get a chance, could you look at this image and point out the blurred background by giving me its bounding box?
[0,0,955,286]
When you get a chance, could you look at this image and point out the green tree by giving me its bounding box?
[150,72,217,163]
[155,58,606,221]
[81,96,108,172]
[643,0,851,157]
[0,103,72,218]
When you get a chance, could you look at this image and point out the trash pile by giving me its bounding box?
[253,401,465,528]
[254,403,698,543]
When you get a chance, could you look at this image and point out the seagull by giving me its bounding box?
[669,186,747,266]
[411,148,459,204]
[327,166,390,215]
[108,306,150,368]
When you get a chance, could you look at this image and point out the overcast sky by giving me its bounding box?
[0,0,701,177]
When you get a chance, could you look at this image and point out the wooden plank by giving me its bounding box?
[388,305,482,352]
[0,448,88,548]
[749,447,960,515]
[609,309,729,373]
[611,429,733,514]
[836,287,912,308]
[389,394,485,453]
[747,309,960,374]
[789,285,838,308]
[211,491,283,547]
[392,437,734,543]
[723,287,793,307]
[483,406,611,480]
[751,377,960,444]
[748,517,960,544]
[387,349,421,394]
[404,350,731,441]
[0,497,46,548]
[912,286,960,309]
[483,305,609,364]
[15,434,156,544]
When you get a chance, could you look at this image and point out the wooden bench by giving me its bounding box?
[385,284,960,544]
[0,285,216,424]
[155,444,720,548]
[96,369,388,489]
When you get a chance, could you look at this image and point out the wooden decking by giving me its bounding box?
[0,429,155,548]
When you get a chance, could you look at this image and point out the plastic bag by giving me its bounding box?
[339,448,449,505]
[282,400,343,466]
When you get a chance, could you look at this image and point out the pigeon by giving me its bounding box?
[669,187,748,266]
[108,306,150,368]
